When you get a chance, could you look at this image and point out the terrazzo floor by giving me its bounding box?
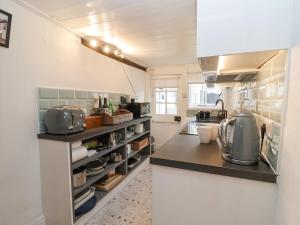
[85,165,152,225]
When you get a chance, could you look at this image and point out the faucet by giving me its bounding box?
[215,99,226,120]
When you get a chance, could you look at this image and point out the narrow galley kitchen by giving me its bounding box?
[0,1,300,225]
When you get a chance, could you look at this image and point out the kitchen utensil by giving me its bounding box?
[86,160,105,172]
[74,186,95,205]
[73,166,87,188]
[134,123,144,134]
[95,174,124,191]
[128,157,138,169]
[219,108,260,165]
[75,196,97,216]
[87,169,104,176]
[109,153,122,163]
[44,105,85,134]
[127,131,135,138]
[197,125,212,144]
[109,132,116,147]
[74,187,95,210]
[127,144,132,155]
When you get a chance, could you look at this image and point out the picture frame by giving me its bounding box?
[0,9,12,48]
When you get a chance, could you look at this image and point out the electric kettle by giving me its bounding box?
[218,108,260,165]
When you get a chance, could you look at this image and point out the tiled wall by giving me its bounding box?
[232,50,288,171]
[38,87,130,133]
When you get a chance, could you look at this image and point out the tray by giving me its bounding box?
[131,137,149,150]
[102,109,133,125]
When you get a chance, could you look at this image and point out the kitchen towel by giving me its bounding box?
[72,146,88,163]
[71,141,82,149]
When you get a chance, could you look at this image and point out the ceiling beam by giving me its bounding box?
[81,38,147,72]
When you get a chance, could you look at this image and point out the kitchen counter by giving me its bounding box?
[151,125,277,225]
[150,130,277,183]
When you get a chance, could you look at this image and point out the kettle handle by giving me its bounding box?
[224,118,236,147]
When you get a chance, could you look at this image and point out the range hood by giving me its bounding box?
[198,50,279,83]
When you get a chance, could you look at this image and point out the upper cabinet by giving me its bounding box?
[197,0,293,57]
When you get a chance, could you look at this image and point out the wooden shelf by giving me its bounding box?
[127,154,149,174]
[127,144,150,159]
[38,117,151,142]
[127,130,150,143]
[72,142,126,170]
[73,159,126,196]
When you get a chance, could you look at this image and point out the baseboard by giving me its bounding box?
[28,215,45,225]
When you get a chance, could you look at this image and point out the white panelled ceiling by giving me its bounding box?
[24,0,197,67]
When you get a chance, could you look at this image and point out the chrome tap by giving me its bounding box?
[215,99,226,120]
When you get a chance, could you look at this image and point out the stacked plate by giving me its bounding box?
[86,159,106,176]
[74,186,95,211]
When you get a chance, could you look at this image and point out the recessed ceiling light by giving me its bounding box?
[90,40,98,48]
[114,50,119,56]
[120,54,124,59]
[103,46,110,53]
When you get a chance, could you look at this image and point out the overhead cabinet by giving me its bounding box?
[197,0,293,57]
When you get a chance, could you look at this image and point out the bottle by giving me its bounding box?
[103,97,109,114]
[108,100,114,116]
[98,96,103,112]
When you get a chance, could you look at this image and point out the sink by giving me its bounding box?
[180,121,219,136]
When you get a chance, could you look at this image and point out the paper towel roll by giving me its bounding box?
[72,146,88,163]
[71,141,82,149]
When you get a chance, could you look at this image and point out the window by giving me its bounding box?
[155,87,178,115]
[188,83,221,108]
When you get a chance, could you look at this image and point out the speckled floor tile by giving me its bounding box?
[85,165,152,225]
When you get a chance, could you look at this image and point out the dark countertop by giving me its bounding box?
[150,132,277,183]
[38,117,151,142]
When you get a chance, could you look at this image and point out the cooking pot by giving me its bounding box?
[73,166,87,188]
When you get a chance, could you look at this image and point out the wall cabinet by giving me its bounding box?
[197,0,293,57]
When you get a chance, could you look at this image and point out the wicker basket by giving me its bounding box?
[102,109,133,125]
[131,137,150,150]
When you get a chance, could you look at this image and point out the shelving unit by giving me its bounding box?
[38,117,151,225]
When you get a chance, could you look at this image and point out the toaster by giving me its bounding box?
[44,105,85,134]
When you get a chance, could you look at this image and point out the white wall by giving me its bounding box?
[0,1,146,225]
[197,0,294,57]
[274,1,300,224]
[274,43,300,225]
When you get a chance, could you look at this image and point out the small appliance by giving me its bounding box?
[44,105,85,134]
[126,102,150,118]
[219,108,260,165]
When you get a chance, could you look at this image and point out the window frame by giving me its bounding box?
[154,87,178,116]
[188,82,222,109]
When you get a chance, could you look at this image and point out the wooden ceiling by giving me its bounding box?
[24,0,197,67]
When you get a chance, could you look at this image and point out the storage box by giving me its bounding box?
[102,109,133,125]
[131,137,149,150]
[85,116,102,129]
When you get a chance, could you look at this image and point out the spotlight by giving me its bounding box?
[103,46,110,53]
[89,40,98,48]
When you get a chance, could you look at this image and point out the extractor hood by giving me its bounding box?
[198,50,279,83]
